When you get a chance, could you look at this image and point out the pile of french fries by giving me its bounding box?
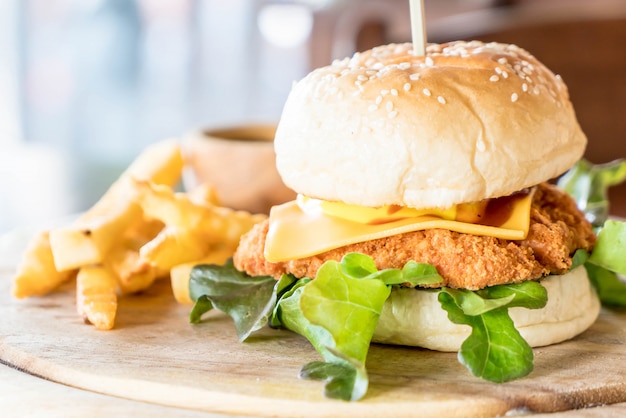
[11,139,266,330]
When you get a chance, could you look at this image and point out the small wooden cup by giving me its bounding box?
[183,124,295,214]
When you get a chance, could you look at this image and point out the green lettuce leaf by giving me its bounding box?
[585,262,626,307]
[188,259,277,341]
[276,257,391,401]
[295,259,391,362]
[339,252,443,286]
[269,275,307,328]
[571,249,589,270]
[438,281,547,382]
[557,158,626,228]
[189,295,214,323]
[441,288,515,316]
[272,253,445,401]
[477,281,548,310]
[584,219,626,307]
[588,219,626,275]
[299,348,368,401]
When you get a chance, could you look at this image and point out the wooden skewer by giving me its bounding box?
[409,0,426,56]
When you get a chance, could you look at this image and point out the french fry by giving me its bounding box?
[49,140,184,271]
[100,213,167,294]
[140,226,211,271]
[124,215,165,246]
[122,138,184,187]
[170,247,233,305]
[104,245,156,295]
[49,193,143,271]
[135,179,266,249]
[199,207,267,250]
[76,265,118,330]
[187,182,221,206]
[12,231,75,298]
[133,179,206,227]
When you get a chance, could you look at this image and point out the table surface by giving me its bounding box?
[2,362,626,418]
[0,362,229,417]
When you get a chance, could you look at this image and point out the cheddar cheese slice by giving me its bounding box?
[264,191,534,263]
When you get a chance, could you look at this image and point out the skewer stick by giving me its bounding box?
[409,0,426,56]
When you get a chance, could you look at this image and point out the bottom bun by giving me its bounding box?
[373,266,600,352]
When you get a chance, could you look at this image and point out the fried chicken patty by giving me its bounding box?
[233,183,596,290]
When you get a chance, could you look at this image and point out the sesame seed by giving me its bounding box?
[533,86,540,95]
[437,96,446,104]
[381,89,389,96]
[497,57,507,65]
[390,88,398,96]
[388,110,398,119]
[386,101,394,111]
[423,88,431,97]
[489,75,499,82]
[511,93,519,102]
[502,71,509,79]
[425,56,434,66]
[522,83,528,92]
[357,75,367,82]
[429,44,442,53]
[495,67,503,74]
[403,82,411,92]
[375,95,383,105]
[409,73,420,81]
[368,104,378,112]
[398,62,411,70]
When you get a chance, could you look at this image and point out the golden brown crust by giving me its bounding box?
[233,183,596,290]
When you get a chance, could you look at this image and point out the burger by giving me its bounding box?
[190,40,625,401]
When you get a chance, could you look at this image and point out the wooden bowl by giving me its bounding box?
[182,124,295,214]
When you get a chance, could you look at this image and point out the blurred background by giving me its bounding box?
[0,0,625,233]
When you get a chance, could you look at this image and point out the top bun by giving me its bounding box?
[274,41,587,209]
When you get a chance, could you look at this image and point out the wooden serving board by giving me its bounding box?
[2,270,626,418]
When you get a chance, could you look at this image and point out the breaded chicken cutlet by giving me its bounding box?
[233,183,595,290]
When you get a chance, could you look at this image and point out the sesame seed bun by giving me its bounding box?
[373,266,599,351]
[274,41,587,209]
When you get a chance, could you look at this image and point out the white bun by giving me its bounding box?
[274,41,587,209]
[372,266,599,351]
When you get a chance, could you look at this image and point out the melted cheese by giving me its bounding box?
[298,194,458,224]
[264,191,534,263]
